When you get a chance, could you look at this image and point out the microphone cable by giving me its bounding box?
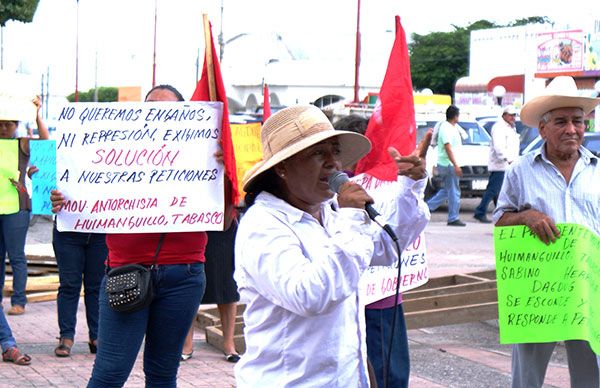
[379,226,401,388]
[328,171,404,388]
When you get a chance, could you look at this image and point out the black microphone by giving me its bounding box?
[328,171,398,241]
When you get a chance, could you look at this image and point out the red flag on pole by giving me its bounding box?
[263,83,271,122]
[191,18,239,206]
[354,16,416,181]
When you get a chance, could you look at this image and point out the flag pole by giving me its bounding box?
[152,0,158,87]
[203,14,217,101]
[353,0,361,103]
[75,0,80,102]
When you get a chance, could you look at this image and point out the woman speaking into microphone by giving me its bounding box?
[234,105,429,387]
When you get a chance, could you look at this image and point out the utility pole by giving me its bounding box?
[94,50,98,102]
[75,0,80,102]
[353,0,361,103]
[152,0,158,87]
[219,0,224,62]
[1,26,4,70]
[45,66,50,120]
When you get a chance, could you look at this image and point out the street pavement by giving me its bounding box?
[1,199,570,387]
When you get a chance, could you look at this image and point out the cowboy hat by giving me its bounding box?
[242,105,371,192]
[520,76,600,127]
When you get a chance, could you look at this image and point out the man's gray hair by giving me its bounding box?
[540,107,584,124]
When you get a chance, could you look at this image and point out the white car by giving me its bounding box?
[417,119,492,199]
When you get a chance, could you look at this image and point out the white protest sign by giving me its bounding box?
[360,232,428,304]
[55,101,224,233]
[352,174,429,304]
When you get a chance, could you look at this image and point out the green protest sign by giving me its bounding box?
[0,139,20,214]
[495,223,600,353]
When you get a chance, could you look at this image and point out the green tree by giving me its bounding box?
[409,18,551,96]
[410,29,471,96]
[0,0,40,26]
[66,87,119,102]
[509,17,551,27]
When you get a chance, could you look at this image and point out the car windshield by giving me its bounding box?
[416,120,491,146]
[458,121,491,145]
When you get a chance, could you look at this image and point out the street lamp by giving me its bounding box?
[492,85,506,106]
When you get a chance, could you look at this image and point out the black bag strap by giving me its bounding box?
[150,233,166,268]
[106,233,166,271]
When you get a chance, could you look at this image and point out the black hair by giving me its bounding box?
[243,168,284,208]
[332,114,369,135]
[145,84,185,102]
[446,105,460,121]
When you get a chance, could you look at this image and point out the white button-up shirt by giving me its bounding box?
[234,177,429,387]
[488,118,520,172]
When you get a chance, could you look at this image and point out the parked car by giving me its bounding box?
[477,115,539,155]
[521,131,600,157]
[417,119,492,199]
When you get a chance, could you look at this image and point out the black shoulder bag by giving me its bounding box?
[105,234,165,313]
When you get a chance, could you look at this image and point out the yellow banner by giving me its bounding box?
[0,140,20,214]
[231,122,262,198]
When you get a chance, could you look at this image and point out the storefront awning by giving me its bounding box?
[455,74,524,93]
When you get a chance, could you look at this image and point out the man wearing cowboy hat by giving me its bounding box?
[494,76,600,388]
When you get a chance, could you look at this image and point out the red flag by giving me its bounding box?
[191,21,239,206]
[263,83,271,122]
[354,16,416,181]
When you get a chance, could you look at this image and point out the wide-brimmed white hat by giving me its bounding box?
[520,76,600,127]
[243,105,371,192]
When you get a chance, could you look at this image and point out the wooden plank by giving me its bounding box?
[195,305,246,330]
[409,272,489,290]
[204,322,246,354]
[403,288,497,312]
[26,255,57,264]
[467,269,496,280]
[27,291,58,303]
[403,280,497,300]
[196,308,220,329]
[454,274,487,285]
[6,275,59,285]
[406,302,498,330]
[3,275,60,292]
[416,274,465,289]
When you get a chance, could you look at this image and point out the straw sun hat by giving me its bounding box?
[520,76,600,128]
[242,105,371,192]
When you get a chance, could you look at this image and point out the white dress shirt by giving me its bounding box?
[234,177,429,387]
[488,119,520,172]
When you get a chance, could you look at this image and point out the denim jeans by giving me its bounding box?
[427,164,461,222]
[366,304,409,388]
[88,263,206,388]
[53,226,107,341]
[0,210,30,307]
[0,309,17,352]
[474,171,504,219]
